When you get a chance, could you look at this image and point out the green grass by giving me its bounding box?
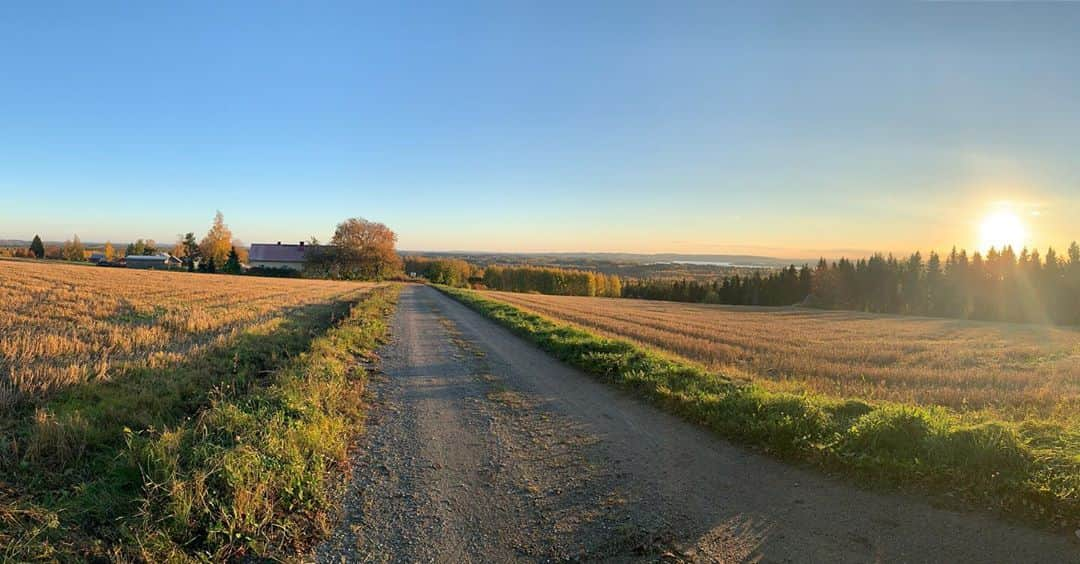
[439,286,1079,531]
[1,285,399,561]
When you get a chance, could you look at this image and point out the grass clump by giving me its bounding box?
[439,286,1079,530]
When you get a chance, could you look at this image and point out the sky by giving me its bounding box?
[1,2,1078,259]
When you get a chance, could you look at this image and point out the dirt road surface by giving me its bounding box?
[315,285,1077,563]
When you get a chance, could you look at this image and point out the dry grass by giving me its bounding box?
[482,291,1080,422]
[0,259,366,409]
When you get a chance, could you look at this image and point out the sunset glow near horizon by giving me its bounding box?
[0,3,1078,259]
[979,209,1028,254]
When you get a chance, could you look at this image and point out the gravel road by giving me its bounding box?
[315,285,1077,563]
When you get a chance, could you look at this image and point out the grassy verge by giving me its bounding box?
[1,285,398,561]
[438,286,1079,531]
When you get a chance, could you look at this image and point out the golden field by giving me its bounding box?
[482,291,1080,422]
[0,259,368,409]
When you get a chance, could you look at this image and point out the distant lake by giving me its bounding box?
[649,260,773,269]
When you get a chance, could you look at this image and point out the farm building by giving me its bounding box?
[248,242,325,271]
[125,254,183,270]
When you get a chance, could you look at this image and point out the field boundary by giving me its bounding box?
[436,286,1079,533]
[3,284,400,561]
[127,284,400,560]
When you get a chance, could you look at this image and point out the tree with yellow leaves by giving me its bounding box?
[199,211,233,267]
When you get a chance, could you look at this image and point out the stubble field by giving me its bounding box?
[482,291,1080,423]
[0,258,394,560]
[0,259,364,409]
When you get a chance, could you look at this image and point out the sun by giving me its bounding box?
[979,210,1027,252]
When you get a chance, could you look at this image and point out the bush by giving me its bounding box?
[246,266,302,278]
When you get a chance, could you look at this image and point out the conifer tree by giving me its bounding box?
[29,235,45,259]
[926,251,942,315]
[223,247,242,274]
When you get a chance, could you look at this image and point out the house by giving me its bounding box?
[89,252,106,264]
[248,242,325,271]
[125,253,183,270]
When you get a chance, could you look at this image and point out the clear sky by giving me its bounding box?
[1,2,1077,258]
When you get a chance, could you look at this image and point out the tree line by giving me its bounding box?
[621,264,812,306]
[14,211,248,273]
[810,244,1080,324]
[481,265,622,297]
[11,214,404,282]
[403,257,478,287]
[6,234,94,261]
[620,243,1080,325]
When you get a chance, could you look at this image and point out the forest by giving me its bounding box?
[481,265,623,297]
[404,257,477,288]
[622,244,1080,325]
[622,264,812,307]
[809,244,1080,324]
[446,243,1080,326]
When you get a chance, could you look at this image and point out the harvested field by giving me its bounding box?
[481,291,1080,422]
[0,259,366,409]
[0,259,390,560]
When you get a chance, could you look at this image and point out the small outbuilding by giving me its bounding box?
[125,254,183,270]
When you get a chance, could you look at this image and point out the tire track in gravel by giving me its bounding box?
[315,285,670,563]
[316,285,1077,563]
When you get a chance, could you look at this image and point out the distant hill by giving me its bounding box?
[398,250,815,281]
[399,250,800,268]
[0,239,111,248]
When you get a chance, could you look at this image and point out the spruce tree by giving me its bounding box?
[223,247,242,274]
[29,235,45,259]
[926,251,942,315]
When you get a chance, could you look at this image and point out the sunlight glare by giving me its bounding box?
[979,210,1027,252]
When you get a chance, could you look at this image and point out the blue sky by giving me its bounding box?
[1,2,1077,258]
